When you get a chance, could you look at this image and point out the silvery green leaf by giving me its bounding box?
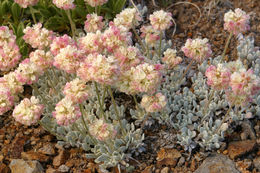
[95,154,110,163]
[86,153,96,159]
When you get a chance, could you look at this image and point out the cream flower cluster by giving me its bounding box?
[0,72,24,95]
[101,24,130,52]
[63,78,90,103]
[77,53,119,85]
[84,13,104,33]
[114,8,141,32]
[140,25,160,47]
[50,34,76,56]
[130,63,163,94]
[53,0,75,9]
[14,0,38,8]
[0,26,21,71]
[53,45,82,74]
[181,38,212,62]
[78,31,103,54]
[23,23,54,50]
[29,50,53,71]
[0,87,14,115]
[162,48,182,69]
[224,8,250,35]
[15,58,43,85]
[12,96,44,126]
[205,64,231,90]
[89,119,116,141]
[149,10,172,31]
[53,97,81,126]
[85,0,108,7]
[114,46,144,70]
[141,93,167,113]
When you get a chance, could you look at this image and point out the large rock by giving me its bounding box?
[194,154,239,173]
[228,140,256,159]
[9,159,44,173]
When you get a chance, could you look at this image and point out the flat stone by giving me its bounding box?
[253,157,260,170]
[228,140,256,159]
[194,153,239,173]
[160,167,169,173]
[53,149,69,167]
[9,159,44,173]
[58,165,70,172]
[46,167,58,173]
[142,165,154,173]
[38,143,55,155]
[21,151,49,162]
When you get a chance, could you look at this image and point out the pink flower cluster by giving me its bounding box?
[15,58,43,85]
[205,64,231,90]
[12,96,44,126]
[114,8,141,32]
[78,31,103,54]
[53,0,75,9]
[129,63,163,94]
[53,45,83,74]
[0,72,24,95]
[114,46,144,70]
[50,34,76,56]
[140,25,160,47]
[89,119,116,141]
[149,10,172,31]
[84,14,104,33]
[224,8,250,35]
[77,53,119,85]
[63,78,90,103]
[206,60,260,107]
[141,93,167,113]
[29,50,53,71]
[0,87,14,115]
[162,48,182,69]
[181,38,212,62]
[0,26,21,71]
[23,23,54,50]
[85,0,108,7]
[101,24,130,52]
[14,0,38,8]
[53,97,81,126]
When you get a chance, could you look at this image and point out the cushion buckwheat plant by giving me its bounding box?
[1,2,259,172]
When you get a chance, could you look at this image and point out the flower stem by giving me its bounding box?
[221,32,233,62]
[158,31,163,58]
[132,26,146,52]
[180,59,195,81]
[79,104,89,131]
[65,10,76,39]
[215,106,232,134]
[94,82,105,119]
[108,86,125,134]
[29,6,37,24]
[201,90,215,122]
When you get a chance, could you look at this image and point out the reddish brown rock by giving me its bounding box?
[46,167,58,173]
[228,140,256,159]
[53,149,70,167]
[21,151,49,162]
[9,136,28,159]
[38,143,55,155]
[156,148,181,167]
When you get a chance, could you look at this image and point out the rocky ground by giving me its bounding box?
[0,0,260,172]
